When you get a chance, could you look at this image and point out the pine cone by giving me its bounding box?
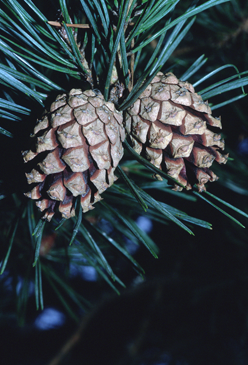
[23,89,125,221]
[125,72,228,191]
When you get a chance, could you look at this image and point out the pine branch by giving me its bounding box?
[0,0,248,319]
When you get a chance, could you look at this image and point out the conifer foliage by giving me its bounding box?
[0,0,248,319]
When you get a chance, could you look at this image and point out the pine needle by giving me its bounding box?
[193,191,245,228]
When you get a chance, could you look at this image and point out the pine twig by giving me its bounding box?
[48,21,90,28]
[46,316,88,365]
[129,38,135,92]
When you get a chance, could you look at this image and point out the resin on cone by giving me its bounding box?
[23,89,125,221]
[125,72,228,191]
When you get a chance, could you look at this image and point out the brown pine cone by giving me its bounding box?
[23,89,125,221]
[125,72,228,191]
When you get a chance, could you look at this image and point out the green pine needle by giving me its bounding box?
[130,0,230,53]
[133,184,195,235]
[85,219,145,275]
[78,219,118,280]
[204,191,248,219]
[104,0,130,99]
[33,221,46,267]
[35,261,44,310]
[193,191,246,228]
[69,203,83,246]
[180,54,208,81]
[117,165,148,212]
[101,200,159,257]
